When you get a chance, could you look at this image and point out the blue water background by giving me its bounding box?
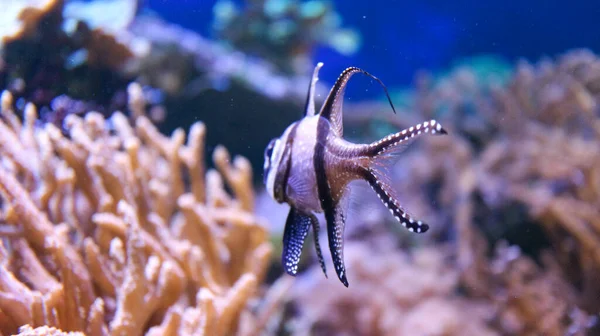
[147,0,600,100]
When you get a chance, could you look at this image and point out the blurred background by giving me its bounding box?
[2,0,600,335]
[148,0,600,99]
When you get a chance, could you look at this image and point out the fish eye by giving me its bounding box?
[264,139,276,161]
[264,139,277,170]
[263,138,277,184]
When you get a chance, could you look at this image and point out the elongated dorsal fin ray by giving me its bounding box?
[305,62,324,117]
[319,67,397,136]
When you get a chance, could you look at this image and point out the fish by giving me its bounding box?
[263,62,448,287]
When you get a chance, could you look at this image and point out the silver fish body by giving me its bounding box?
[263,63,448,286]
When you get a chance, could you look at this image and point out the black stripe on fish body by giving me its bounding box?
[362,168,429,233]
[314,117,349,287]
[273,123,299,203]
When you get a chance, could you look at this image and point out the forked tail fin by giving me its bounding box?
[363,168,429,233]
[360,119,448,233]
[365,119,447,158]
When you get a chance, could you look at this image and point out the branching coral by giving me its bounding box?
[287,243,497,336]
[482,242,592,335]
[387,50,600,335]
[3,0,341,181]
[122,14,332,179]
[13,325,86,336]
[0,84,275,335]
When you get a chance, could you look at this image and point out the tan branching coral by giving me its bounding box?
[14,325,86,336]
[484,243,585,335]
[0,85,273,335]
[288,243,497,336]
[392,51,600,335]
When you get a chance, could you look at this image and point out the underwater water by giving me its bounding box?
[1,0,600,335]
[149,0,600,100]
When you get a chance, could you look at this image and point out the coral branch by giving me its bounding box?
[0,87,272,335]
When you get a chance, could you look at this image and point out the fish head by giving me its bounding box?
[263,122,296,203]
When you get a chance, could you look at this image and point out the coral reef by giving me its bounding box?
[0,84,277,335]
[2,0,342,179]
[1,0,142,117]
[14,325,86,336]
[411,51,600,335]
[126,15,326,181]
[280,49,600,335]
[212,0,360,74]
[287,243,497,336]
[127,14,329,102]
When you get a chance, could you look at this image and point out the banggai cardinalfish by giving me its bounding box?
[263,63,448,287]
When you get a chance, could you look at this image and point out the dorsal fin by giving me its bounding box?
[305,62,324,116]
[319,66,397,136]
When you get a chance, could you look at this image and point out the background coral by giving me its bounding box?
[286,243,496,336]
[0,0,141,120]
[126,15,325,179]
[212,0,360,74]
[0,85,277,335]
[2,0,338,179]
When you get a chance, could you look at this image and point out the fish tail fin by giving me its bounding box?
[359,119,447,233]
[362,167,429,233]
[366,119,447,161]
